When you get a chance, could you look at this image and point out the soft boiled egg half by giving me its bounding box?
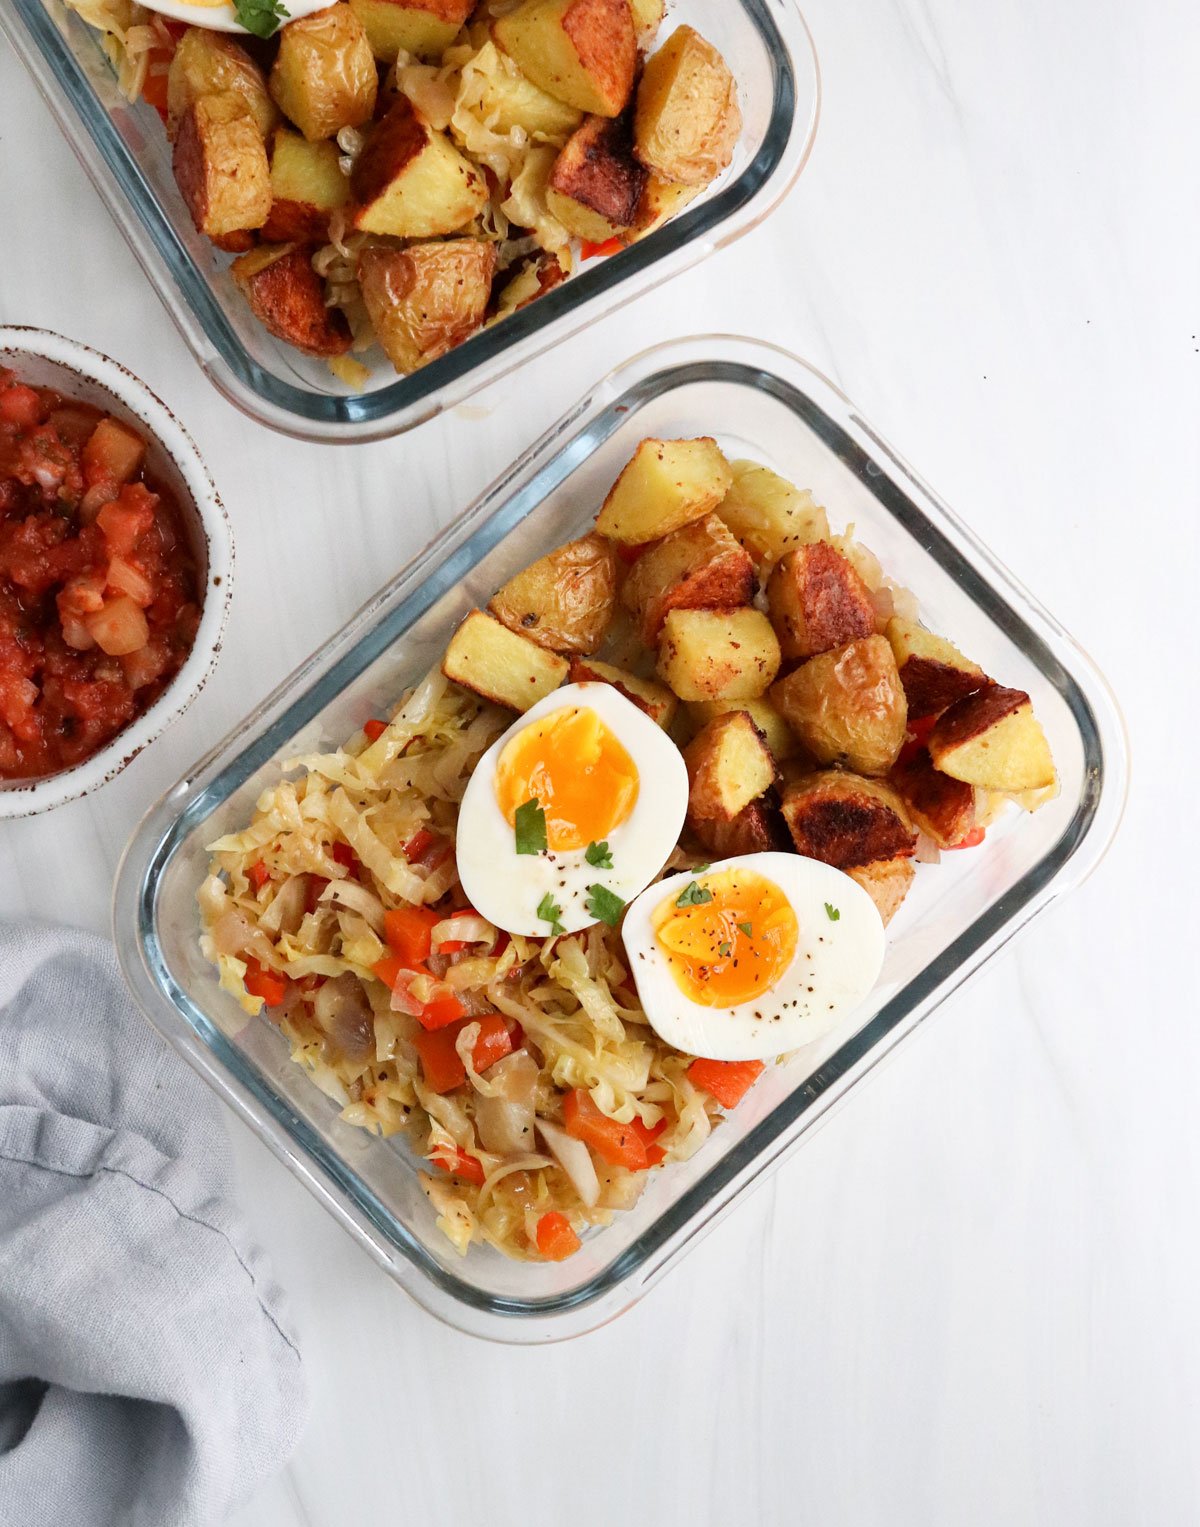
[456,682,689,938]
[622,853,886,1061]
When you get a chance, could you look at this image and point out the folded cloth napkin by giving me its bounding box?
[0,922,307,1527]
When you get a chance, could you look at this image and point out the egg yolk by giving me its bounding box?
[652,869,798,1007]
[495,706,639,851]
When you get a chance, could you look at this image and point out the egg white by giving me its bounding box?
[455,682,689,937]
[622,852,886,1062]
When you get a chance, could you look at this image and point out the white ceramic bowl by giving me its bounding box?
[0,327,233,818]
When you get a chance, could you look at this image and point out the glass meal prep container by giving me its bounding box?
[0,0,819,442]
[114,336,1126,1341]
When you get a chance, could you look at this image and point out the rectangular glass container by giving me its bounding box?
[0,0,819,441]
[114,337,1127,1341]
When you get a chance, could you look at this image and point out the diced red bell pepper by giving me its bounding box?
[435,908,484,954]
[431,1145,486,1187]
[535,1211,581,1260]
[402,828,435,861]
[947,824,986,850]
[243,958,289,1008]
[580,236,623,260]
[383,905,441,965]
[562,1089,650,1170]
[688,1058,764,1109]
[305,875,330,914]
[415,1016,513,1093]
[629,1115,668,1166]
[896,714,939,767]
[363,718,388,742]
[331,841,360,875]
[247,860,271,893]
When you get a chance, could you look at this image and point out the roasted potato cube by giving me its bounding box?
[489,533,618,654]
[546,112,646,241]
[684,711,777,824]
[929,685,1055,792]
[173,93,271,241]
[628,0,664,41]
[493,0,636,117]
[767,542,877,663]
[351,97,488,237]
[349,0,473,61]
[771,636,908,777]
[567,658,678,728]
[628,172,700,240]
[890,747,976,849]
[657,608,781,702]
[166,28,279,142]
[456,41,583,143]
[718,459,829,568]
[780,770,915,870]
[358,240,496,375]
[685,697,801,764]
[262,128,350,242]
[633,25,740,187]
[885,617,986,719]
[231,243,352,356]
[269,4,378,143]
[621,513,754,646]
[848,857,916,927]
[442,610,568,710]
[690,798,785,861]
[597,437,732,545]
[493,252,568,319]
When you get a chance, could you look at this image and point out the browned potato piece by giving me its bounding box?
[781,770,915,870]
[684,711,777,823]
[767,542,878,663]
[493,252,568,320]
[263,128,350,242]
[885,617,987,719]
[231,243,352,356]
[685,698,801,764]
[442,610,568,711]
[349,0,473,62]
[621,513,754,646]
[597,437,732,545]
[633,25,740,187]
[358,240,496,375]
[546,112,647,242]
[167,28,278,142]
[351,97,488,237]
[269,4,378,143]
[567,658,678,728]
[629,172,700,240]
[929,685,1055,792]
[718,460,829,568]
[628,0,663,39]
[771,636,908,777]
[848,857,916,927]
[173,93,271,241]
[691,798,785,861]
[493,0,636,117]
[657,608,781,702]
[890,747,976,848]
[489,533,618,655]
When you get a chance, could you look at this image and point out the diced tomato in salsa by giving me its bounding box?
[0,368,200,780]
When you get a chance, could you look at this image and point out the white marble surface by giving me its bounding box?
[1,2,1195,1522]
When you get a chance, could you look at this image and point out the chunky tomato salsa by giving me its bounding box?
[0,368,201,781]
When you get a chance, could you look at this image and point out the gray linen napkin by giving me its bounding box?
[0,921,306,1527]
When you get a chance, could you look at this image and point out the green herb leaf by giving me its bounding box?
[717,940,732,957]
[514,798,547,856]
[824,902,841,922]
[676,880,714,908]
[232,0,288,38]
[585,884,625,927]
[737,921,753,937]
[585,840,613,869]
[536,893,566,936]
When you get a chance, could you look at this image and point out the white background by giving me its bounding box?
[2,1,1198,1522]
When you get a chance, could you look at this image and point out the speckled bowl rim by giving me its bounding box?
[0,326,233,818]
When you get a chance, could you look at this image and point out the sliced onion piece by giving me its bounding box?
[319,878,386,933]
[537,1119,600,1209]
[914,830,941,865]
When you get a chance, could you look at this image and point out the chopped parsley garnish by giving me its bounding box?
[233,0,288,38]
[585,840,613,868]
[536,893,565,936]
[585,884,625,927]
[676,880,713,908]
[824,902,841,922]
[514,798,547,855]
[737,921,753,937]
[717,940,732,958]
